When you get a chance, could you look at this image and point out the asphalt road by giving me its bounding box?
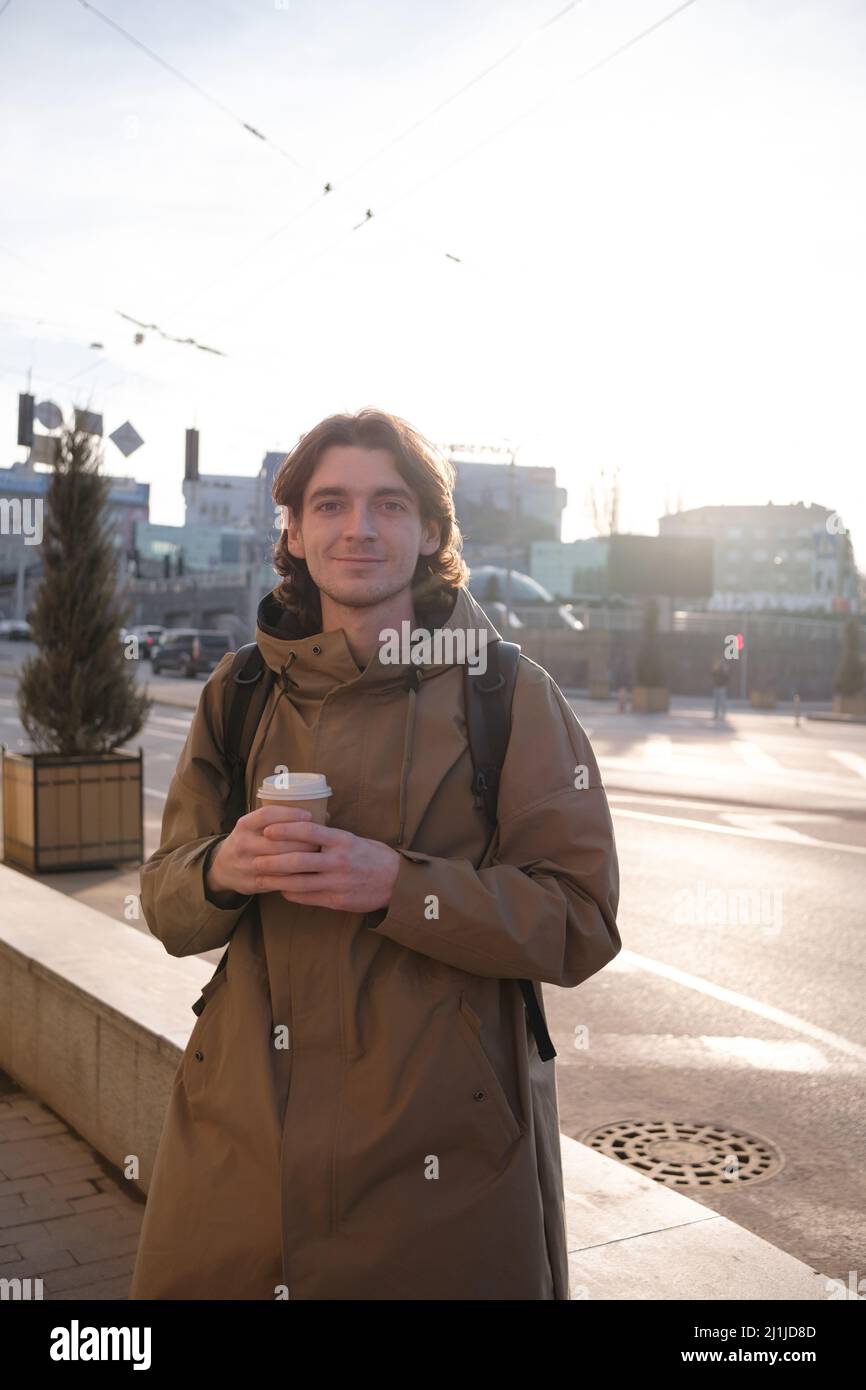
[1,652,864,1282]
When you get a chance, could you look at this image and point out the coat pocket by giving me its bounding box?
[455,993,524,1148]
[182,966,229,1104]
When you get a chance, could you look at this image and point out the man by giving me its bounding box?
[711,655,730,720]
[130,407,621,1301]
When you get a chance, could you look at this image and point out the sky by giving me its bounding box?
[1,0,864,561]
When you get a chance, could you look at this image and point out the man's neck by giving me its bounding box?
[320,590,417,670]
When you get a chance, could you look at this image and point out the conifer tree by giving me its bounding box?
[17,417,152,754]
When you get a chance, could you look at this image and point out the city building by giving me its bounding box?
[659,502,858,613]
[447,453,567,546]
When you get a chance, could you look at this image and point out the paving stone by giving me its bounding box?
[44,1253,137,1293]
[0,1175,51,1198]
[0,1222,51,1248]
[0,1198,76,1229]
[46,1273,132,1300]
[46,1164,115,1186]
[25,1180,97,1203]
[0,1248,78,1278]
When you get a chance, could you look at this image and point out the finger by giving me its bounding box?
[252,851,329,873]
[260,876,341,895]
[279,880,340,896]
[249,835,313,859]
[261,819,338,846]
[245,805,316,828]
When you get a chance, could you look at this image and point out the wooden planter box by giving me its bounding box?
[832,693,866,715]
[632,685,669,712]
[749,690,777,709]
[1,746,143,873]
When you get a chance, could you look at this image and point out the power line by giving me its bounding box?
[74,0,307,170]
[205,0,702,334]
[162,0,588,320]
[364,0,703,235]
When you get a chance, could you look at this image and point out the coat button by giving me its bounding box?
[473,1089,486,1102]
[195,1050,204,1062]
[312,644,322,654]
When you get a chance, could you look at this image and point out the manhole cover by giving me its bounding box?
[579,1119,783,1188]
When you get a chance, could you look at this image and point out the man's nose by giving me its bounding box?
[342,506,378,538]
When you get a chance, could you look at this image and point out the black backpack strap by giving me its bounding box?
[192,644,276,1015]
[464,641,557,1063]
[222,643,277,832]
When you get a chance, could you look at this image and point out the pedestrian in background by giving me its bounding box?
[711,656,730,720]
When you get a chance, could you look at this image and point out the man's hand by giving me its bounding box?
[206,805,317,899]
[255,817,402,913]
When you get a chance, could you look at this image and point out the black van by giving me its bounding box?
[151,629,232,678]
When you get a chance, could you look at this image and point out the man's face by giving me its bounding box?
[284,445,441,611]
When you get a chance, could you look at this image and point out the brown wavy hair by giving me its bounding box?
[271,407,469,633]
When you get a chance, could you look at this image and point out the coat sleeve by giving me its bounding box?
[368,656,621,987]
[139,652,254,958]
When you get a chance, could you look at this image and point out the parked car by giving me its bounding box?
[151,629,232,678]
[129,625,165,658]
[0,619,32,641]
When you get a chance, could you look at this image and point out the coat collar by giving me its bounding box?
[255,581,502,699]
[254,580,505,848]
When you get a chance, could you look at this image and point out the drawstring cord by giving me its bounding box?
[397,664,421,847]
[279,650,299,695]
[275,649,420,848]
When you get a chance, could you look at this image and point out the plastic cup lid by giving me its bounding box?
[257,772,332,800]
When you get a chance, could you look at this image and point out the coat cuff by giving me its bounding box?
[141,835,253,957]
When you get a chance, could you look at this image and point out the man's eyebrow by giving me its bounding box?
[307,484,416,503]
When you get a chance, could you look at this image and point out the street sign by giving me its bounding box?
[74,408,103,436]
[110,421,144,457]
[35,400,62,429]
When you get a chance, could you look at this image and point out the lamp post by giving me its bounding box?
[503,442,521,631]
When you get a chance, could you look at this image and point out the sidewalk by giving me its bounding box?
[0,1068,144,1299]
[0,1064,832,1302]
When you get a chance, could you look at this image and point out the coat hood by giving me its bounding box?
[254,581,505,847]
[255,581,503,699]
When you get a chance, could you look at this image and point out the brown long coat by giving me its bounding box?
[129,583,620,1300]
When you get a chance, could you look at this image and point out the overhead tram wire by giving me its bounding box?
[160,0,588,321]
[28,0,700,375]
[201,0,703,337]
[359,0,703,241]
[74,0,308,171]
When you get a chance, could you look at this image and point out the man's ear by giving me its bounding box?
[283,506,306,559]
[420,518,441,557]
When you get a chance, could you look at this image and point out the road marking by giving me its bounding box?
[557,1035,859,1074]
[144,787,167,801]
[642,735,674,764]
[829,749,866,782]
[610,805,866,855]
[608,791,842,824]
[148,715,192,729]
[733,739,781,772]
[612,949,866,1063]
[600,755,866,804]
